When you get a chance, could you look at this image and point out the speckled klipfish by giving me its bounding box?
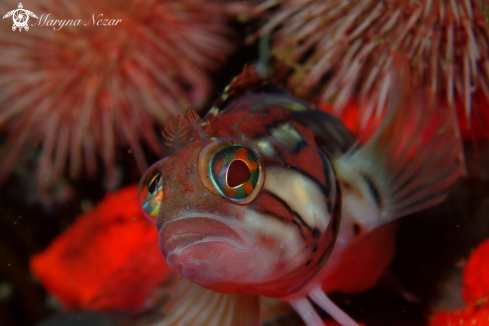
[138,64,465,326]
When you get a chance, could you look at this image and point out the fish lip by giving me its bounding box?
[160,213,248,257]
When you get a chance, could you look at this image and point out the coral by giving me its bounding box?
[30,184,174,311]
[0,0,244,193]
[249,0,489,139]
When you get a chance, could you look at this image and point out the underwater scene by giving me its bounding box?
[1,0,489,325]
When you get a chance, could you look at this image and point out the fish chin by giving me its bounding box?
[159,216,255,286]
[166,238,249,284]
[164,234,248,268]
[159,215,319,296]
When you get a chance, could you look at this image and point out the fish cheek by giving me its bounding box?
[244,215,308,275]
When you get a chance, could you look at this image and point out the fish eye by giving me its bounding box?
[199,140,264,204]
[148,171,162,194]
[138,158,167,225]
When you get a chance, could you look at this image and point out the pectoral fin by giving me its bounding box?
[154,276,260,326]
[335,55,466,230]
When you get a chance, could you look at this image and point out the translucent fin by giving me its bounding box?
[337,56,466,227]
[154,276,260,326]
[206,65,287,118]
[289,297,324,326]
[260,296,293,324]
[255,29,272,77]
[309,287,360,326]
[290,287,361,326]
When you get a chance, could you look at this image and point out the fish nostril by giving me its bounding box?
[227,160,250,187]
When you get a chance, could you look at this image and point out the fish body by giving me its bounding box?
[138,66,465,325]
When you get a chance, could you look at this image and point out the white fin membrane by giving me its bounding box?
[290,286,360,326]
[308,287,359,326]
[153,276,260,326]
[290,297,324,326]
[337,56,466,228]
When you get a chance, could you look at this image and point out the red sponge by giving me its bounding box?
[463,239,489,302]
[430,298,489,326]
[30,184,174,311]
[430,238,489,325]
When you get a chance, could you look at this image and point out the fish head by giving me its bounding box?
[139,93,340,297]
[139,136,329,296]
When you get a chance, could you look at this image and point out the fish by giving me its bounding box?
[137,63,466,326]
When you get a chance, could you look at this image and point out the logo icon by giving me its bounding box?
[3,3,38,32]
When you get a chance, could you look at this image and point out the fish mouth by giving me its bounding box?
[159,214,248,259]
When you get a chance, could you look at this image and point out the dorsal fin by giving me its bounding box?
[206,65,286,118]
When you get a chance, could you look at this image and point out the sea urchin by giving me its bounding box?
[250,0,489,136]
[0,0,244,193]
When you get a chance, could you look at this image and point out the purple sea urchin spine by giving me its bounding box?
[250,0,489,132]
[0,0,245,193]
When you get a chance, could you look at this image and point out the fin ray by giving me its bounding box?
[308,287,360,326]
[289,297,323,326]
[154,276,260,326]
[337,56,465,228]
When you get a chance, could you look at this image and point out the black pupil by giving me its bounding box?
[227,160,250,187]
